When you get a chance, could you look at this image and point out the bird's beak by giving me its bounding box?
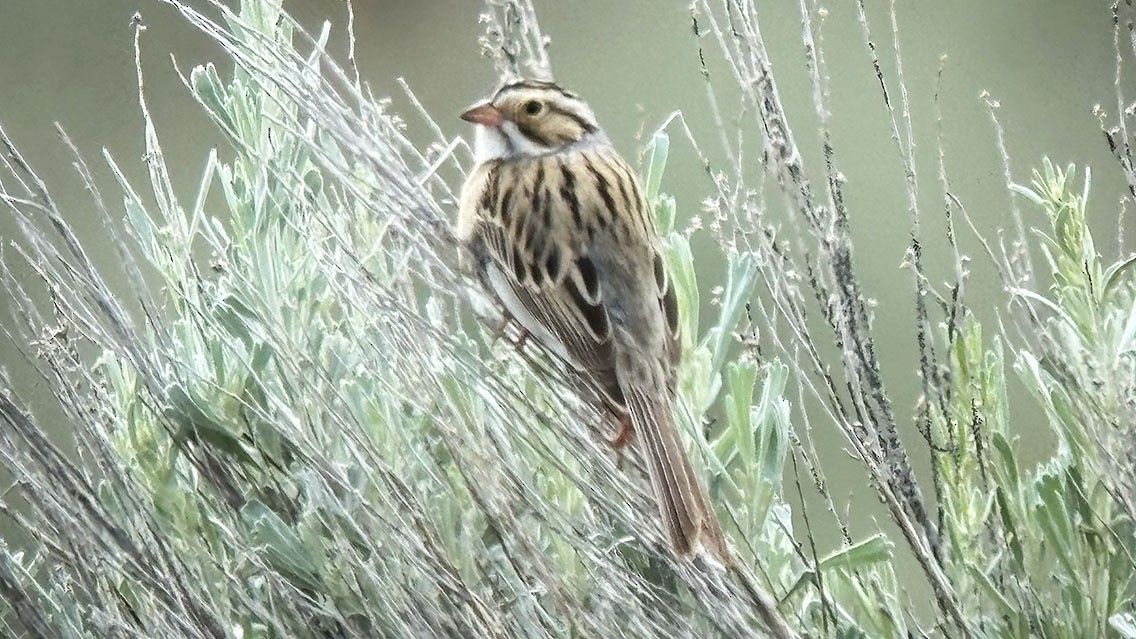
[460,102,504,127]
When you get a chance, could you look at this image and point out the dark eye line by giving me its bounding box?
[548,106,597,135]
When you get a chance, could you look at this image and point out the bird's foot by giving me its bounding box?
[489,321,530,352]
[488,318,510,344]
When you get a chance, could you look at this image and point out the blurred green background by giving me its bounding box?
[0,0,1129,612]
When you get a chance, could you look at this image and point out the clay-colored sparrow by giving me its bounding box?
[458,79,726,559]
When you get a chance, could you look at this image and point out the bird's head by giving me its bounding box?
[461,79,602,162]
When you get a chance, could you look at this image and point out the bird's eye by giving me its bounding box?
[524,100,543,115]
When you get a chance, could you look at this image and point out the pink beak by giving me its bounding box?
[460,103,504,127]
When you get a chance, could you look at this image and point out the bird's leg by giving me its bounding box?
[609,415,634,449]
[608,415,634,469]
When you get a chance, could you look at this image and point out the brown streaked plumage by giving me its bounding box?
[458,79,727,560]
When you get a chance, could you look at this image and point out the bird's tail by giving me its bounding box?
[623,385,728,561]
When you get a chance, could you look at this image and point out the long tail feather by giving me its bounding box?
[624,386,727,560]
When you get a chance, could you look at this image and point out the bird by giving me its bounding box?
[456,78,727,560]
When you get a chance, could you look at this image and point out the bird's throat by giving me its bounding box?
[473,125,512,163]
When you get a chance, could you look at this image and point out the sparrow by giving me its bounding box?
[457,79,726,559]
